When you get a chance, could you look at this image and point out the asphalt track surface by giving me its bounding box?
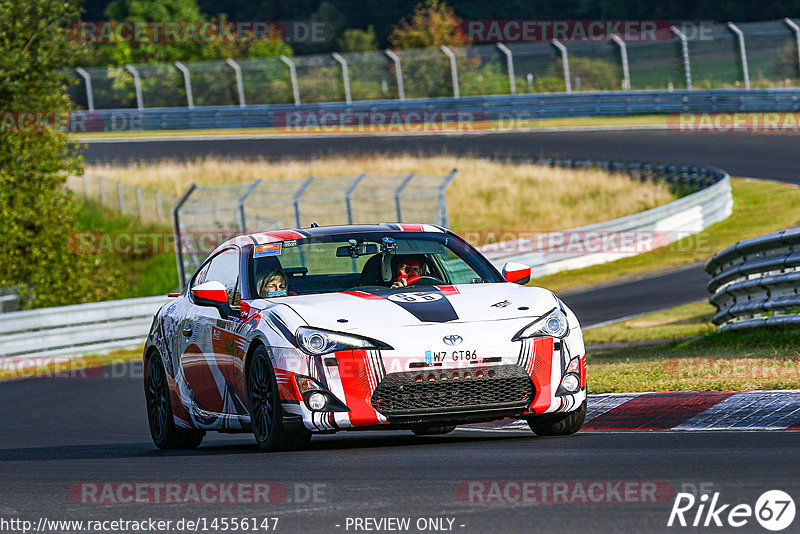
[82,129,800,184]
[2,366,799,534]
[0,130,792,532]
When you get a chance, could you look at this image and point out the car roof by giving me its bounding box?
[210,223,448,255]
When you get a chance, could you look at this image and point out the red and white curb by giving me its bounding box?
[472,391,800,431]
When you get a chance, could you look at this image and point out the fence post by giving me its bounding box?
[75,67,95,111]
[155,191,163,221]
[727,22,750,90]
[384,49,405,100]
[331,52,352,104]
[784,18,800,78]
[124,64,144,109]
[345,173,366,224]
[136,186,144,220]
[173,61,194,108]
[237,179,262,233]
[611,34,631,90]
[118,182,125,213]
[440,45,460,98]
[551,39,571,92]
[173,184,197,288]
[99,177,106,206]
[394,172,416,222]
[496,43,516,94]
[293,176,315,227]
[436,169,458,228]
[82,174,89,197]
[225,58,246,107]
[280,55,300,105]
[671,26,693,90]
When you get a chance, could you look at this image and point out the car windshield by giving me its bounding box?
[249,232,502,297]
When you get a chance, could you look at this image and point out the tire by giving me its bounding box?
[526,400,587,437]
[248,346,311,452]
[145,353,205,449]
[412,424,457,436]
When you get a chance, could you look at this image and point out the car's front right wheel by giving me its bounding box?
[525,400,587,436]
[247,346,311,452]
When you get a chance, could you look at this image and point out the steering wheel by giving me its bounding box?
[406,275,446,286]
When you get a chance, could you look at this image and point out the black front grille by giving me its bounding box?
[370,365,533,416]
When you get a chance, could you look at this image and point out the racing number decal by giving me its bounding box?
[387,292,443,303]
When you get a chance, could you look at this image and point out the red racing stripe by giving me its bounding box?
[584,391,737,430]
[264,230,305,241]
[435,285,460,295]
[529,337,554,414]
[336,350,380,426]
[398,224,424,232]
[342,290,384,300]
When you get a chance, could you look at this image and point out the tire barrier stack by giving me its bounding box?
[706,228,800,331]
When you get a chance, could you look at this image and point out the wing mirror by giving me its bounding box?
[191,281,234,318]
[502,262,532,285]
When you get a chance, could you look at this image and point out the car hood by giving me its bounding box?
[256,283,559,333]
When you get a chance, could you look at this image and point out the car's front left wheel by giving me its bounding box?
[525,400,587,437]
[145,353,205,449]
[248,346,311,452]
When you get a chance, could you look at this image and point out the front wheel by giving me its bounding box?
[145,353,205,449]
[412,424,457,436]
[525,400,587,437]
[248,346,311,452]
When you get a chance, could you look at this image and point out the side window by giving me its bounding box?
[199,248,240,306]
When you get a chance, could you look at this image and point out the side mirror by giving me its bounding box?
[191,281,234,318]
[502,262,532,285]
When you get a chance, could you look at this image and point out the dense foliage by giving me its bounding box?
[0,0,118,308]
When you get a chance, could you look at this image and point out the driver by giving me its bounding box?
[391,258,422,289]
[258,270,288,298]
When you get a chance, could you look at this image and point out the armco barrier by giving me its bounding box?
[74,88,800,133]
[706,228,800,331]
[481,159,732,278]
[0,296,168,360]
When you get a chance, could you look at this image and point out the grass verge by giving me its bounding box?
[589,329,800,393]
[77,199,179,298]
[584,301,716,344]
[534,178,800,294]
[0,346,142,381]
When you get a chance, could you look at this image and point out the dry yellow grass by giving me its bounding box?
[87,156,674,234]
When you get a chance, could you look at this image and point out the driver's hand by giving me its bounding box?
[390,279,407,289]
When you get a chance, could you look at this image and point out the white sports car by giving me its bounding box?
[144,223,587,451]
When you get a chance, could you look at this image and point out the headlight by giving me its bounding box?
[295,326,393,356]
[512,308,569,341]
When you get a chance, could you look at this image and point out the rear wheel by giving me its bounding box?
[248,346,311,452]
[526,400,587,437]
[412,425,457,436]
[145,354,204,449]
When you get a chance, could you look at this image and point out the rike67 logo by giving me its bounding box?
[668,490,795,531]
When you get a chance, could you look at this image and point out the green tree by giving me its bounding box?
[337,26,379,52]
[388,0,469,49]
[0,0,118,308]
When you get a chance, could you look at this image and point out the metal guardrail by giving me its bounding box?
[706,228,800,331]
[0,296,169,360]
[71,88,800,133]
[482,158,732,277]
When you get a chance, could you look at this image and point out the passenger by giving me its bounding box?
[391,258,422,289]
[258,270,288,298]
